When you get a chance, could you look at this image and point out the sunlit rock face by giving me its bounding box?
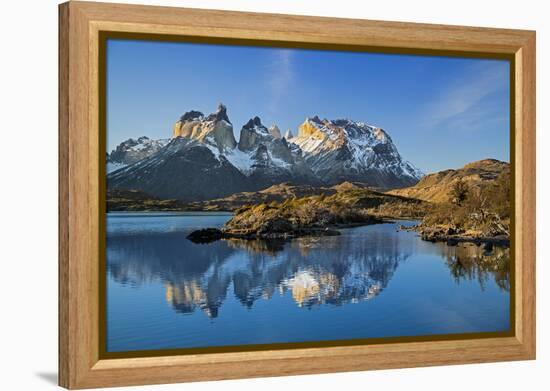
[237,116,273,152]
[269,124,282,139]
[172,104,237,153]
[292,116,423,188]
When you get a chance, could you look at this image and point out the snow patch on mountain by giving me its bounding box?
[107,136,170,172]
[106,162,126,174]
[291,117,423,187]
[221,148,255,174]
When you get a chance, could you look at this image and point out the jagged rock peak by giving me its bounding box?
[268,125,282,139]
[205,103,231,124]
[172,103,236,152]
[284,129,294,139]
[243,116,265,130]
[310,115,323,124]
[238,116,271,151]
[179,110,204,122]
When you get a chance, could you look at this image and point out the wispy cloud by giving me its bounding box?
[421,61,509,131]
[265,49,294,114]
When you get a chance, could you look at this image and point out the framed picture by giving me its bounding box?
[59,1,536,389]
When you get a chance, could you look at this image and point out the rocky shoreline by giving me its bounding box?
[399,224,510,249]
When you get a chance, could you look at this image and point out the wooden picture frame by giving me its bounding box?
[59,1,536,389]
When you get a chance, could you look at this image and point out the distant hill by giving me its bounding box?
[187,181,377,211]
[387,159,510,203]
[107,189,186,212]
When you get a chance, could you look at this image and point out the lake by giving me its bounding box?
[106,212,510,353]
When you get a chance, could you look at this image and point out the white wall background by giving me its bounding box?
[0,0,547,389]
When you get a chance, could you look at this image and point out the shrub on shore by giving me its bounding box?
[421,171,510,237]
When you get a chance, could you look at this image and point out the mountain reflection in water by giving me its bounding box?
[107,217,509,319]
[106,213,511,352]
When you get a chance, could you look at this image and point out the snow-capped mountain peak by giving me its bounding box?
[284,129,294,140]
[291,116,423,187]
[106,136,169,173]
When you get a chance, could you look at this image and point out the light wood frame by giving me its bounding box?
[59,1,536,389]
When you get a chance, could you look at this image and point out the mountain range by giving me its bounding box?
[107,104,423,202]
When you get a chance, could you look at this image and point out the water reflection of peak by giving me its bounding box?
[107,232,236,287]
[165,280,228,318]
[281,269,385,308]
[107,226,413,318]
[224,238,287,255]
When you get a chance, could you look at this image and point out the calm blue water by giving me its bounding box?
[106,212,510,353]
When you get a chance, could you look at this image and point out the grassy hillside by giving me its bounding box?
[107,189,186,211]
[186,182,376,211]
[392,159,511,242]
[388,159,509,203]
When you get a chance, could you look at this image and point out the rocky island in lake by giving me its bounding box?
[187,184,426,242]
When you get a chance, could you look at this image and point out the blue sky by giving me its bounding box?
[106,39,510,173]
